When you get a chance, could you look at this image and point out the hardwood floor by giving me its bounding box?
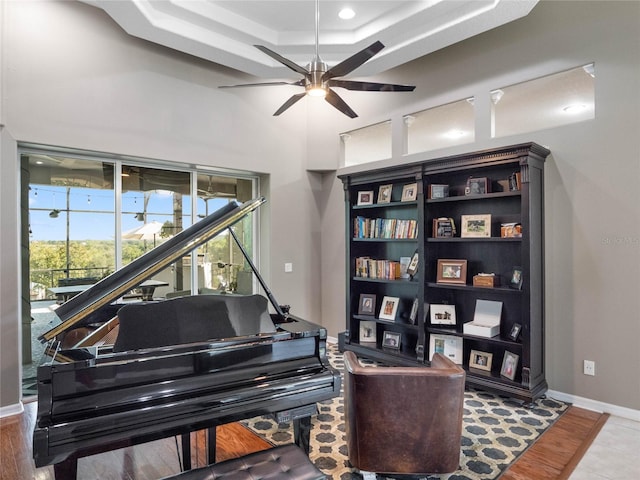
[0,401,606,480]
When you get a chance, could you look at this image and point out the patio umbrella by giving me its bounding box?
[122,221,164,246]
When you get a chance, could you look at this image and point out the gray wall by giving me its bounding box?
[319,0,640,411]
[1,0,639,414]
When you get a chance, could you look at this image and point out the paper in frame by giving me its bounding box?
[469,349,493,371]
[429,304,456,325]
[359,320,377,344]
[461,214,492,238]
[378,296,400,321]
[382,331,401,349]
[436,259,467,285]
[357,190,374,206]
[500,351,519,380]
[377,184,392,204]
[429,334,463,364]
[401,183,417,202]
[357,293,376,316]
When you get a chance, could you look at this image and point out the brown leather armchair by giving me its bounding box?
[343,351,466,476]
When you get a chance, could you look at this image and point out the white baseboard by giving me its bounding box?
[0,401,24,419]
[541,390,640,422]
[327,335,338,344]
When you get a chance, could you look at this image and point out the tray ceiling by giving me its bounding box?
[80,0,539,78]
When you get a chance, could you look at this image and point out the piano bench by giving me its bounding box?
[162,444,326,480]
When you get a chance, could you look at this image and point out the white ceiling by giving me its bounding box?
[80,0,539,79]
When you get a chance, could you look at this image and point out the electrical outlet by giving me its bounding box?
[583,360,595,376]
[284,262,293,273]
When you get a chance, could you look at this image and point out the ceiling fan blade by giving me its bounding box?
[273,92,307,116]
[220,80,305,89]
[328,79,415,92]
[255,45,309,76]
[322,41,385,81]
[325,89,358,118]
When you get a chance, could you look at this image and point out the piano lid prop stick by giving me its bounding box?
[228,227,287,319]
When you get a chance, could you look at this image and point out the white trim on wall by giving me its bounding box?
[547,390,640,423]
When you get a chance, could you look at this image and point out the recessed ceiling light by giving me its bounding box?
[338,7,355,20]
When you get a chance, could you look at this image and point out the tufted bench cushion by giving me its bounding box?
[161,444,326,480]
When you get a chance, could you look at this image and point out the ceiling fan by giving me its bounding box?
[219,0,415,118]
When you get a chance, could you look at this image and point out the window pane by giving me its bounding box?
[121,166,190,297]
[492,64,595,137]
[405,98,475,154]
[342,121,392,166]
[194,175,255,295]
[26,155,115,291]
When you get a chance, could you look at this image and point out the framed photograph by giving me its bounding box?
[401,183,418,202]
[408,297,419,324]
[379,296,400,320]
[461,214,492,238]
[508,323,522,341]
[500,351,519,380]
[433,217,456,238]
[428,184,449,199]
[465,176,489,195]
[357,293,376,316]
[469,350,493,372]
[382,331,401,349]
[436,259,467,285]
[357,190,374,205]
[429,334,463,364]
[430,304,456,325]
[377,184,393,204]
[509,266,523,290]
[359,320,377,343]
[407,251,419,276]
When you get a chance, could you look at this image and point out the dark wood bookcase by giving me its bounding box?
[339,143,550,402]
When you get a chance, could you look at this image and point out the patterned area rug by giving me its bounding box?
[242,344,569,480]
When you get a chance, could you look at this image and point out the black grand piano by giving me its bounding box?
[33,197,341,479]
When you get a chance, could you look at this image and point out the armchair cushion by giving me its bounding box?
[344,351,466,475]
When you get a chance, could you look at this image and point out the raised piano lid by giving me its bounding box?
[40,196,266,343]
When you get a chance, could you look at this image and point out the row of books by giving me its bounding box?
[355,257,402,280]
[353,216,418,239]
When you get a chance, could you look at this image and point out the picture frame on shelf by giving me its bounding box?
[508,323,522,341]
[430,304,456,325]
[357,190,374,205]
[377,184,393,204]
[429,334,462,364]
[500,351,519,380]
[407,251,419,276]
[379,296,400,320]
[408,297,419,324]
[359,320,377,344]
[436,259,467,285]
[399,256,412,279]
[433,217,456,238]
[428,184,449,199]
[382,331,401,349]
[401,183,418,202]
[357,293,376,316]
[469,350,493,371]
[509,266,523,290]
[461,214,492,238]
[465,176,489,195]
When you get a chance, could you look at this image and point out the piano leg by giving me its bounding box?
[181,434,191,470]
[53,457,77,480]
[293,416,312,454]
[207,427,217,464]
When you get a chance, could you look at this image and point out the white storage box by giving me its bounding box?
[463,300,502,338]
